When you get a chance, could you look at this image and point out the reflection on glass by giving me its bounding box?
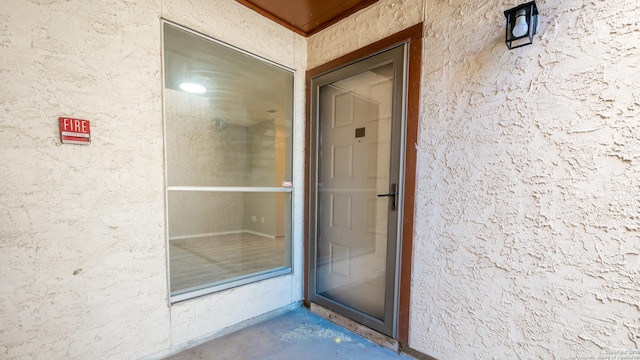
[163,24,293,188]
[168,191,291,295]
[316,63,395,320]
[163,23,294,298]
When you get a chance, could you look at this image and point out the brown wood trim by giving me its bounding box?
[304,22,423,345]
[236,0,379,37]
[398,23,423,345]
[236,0,308,37]
[306,23,423,79]
[399,344,440,360]
[304,0,379,36]
[310,303,399,351]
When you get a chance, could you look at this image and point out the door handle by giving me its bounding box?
[377,183,397,211]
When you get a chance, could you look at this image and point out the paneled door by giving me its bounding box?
[309,45,406,337]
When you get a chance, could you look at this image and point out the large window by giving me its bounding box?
[162,23,294,302]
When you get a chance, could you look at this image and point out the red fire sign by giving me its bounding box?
[59,117,91,145]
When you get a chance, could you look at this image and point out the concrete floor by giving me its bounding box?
[164,306,414,360]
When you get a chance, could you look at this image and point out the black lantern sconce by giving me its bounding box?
[504,1,539,50]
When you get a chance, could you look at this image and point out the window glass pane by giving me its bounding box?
[168,191,292,295]
[163,23,294,299]
[163,24,293,187]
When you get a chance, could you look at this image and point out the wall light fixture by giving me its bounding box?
[504,1,539,50]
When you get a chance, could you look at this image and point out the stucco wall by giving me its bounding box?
[309,0,639,358]
[307,0,425,69]
[412,0,640,358]
[162,0,307,349]
[0,0,305,359]
[3,0,638,358]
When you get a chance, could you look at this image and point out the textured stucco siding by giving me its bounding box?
[170,275,294,345]
[413,0,640,358]
[0,0,305,359]
[2,0,638,358]
[161,0,307,352]
[308,0,639,359]
[307,0,424,69]
[0,1,169,359]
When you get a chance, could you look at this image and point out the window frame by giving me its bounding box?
[161,21,295,303]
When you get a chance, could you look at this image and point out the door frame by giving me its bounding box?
[308,45,406,337]
[305,23,423,344]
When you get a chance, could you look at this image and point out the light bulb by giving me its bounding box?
[512,9,529,38]
[179,82,206,94]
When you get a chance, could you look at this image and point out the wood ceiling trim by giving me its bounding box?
[236,0,379,37]
[237,0,307,36]
[299,0,375,33]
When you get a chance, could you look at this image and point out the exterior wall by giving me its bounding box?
[307,0,425,69]
[162,0,307,348]
[0,1,306,359]
[3,0,638,358]
[413,0,640,358]
[309,0,640,359]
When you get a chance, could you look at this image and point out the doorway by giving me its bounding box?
[308,44,407,337]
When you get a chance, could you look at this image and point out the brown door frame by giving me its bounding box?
[304,23,423,345]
